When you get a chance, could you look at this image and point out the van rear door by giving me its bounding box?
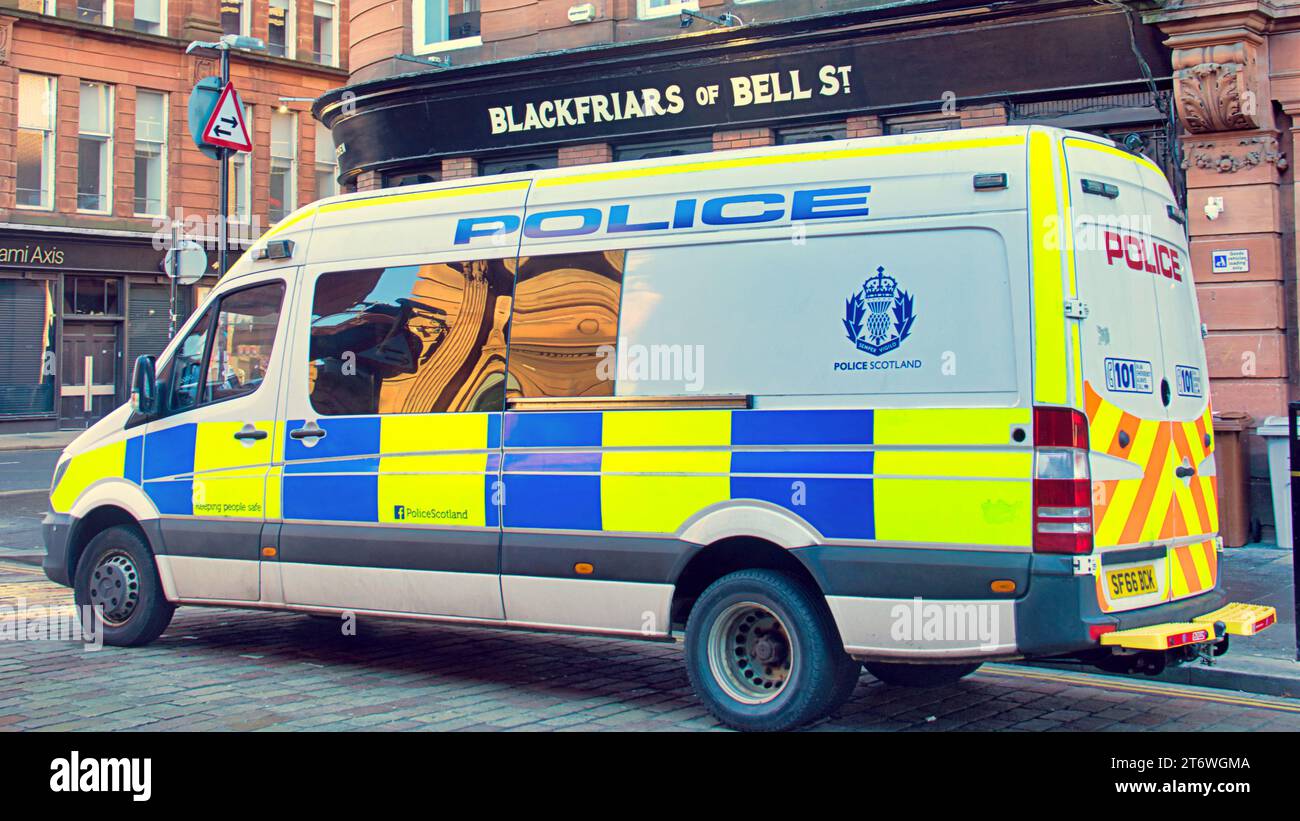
[1133,159,1219,602]
[1062,136,1176,612]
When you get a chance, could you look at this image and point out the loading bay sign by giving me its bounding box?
[1211,249,1250,274]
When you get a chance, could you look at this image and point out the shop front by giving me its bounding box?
[0,229,215,433]
[318,1,1181,192]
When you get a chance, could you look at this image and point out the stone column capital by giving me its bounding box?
[1171,37,1265,133]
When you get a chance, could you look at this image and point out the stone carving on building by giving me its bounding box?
[0,17,14,66]
[191,56,217,83]
[1182,135,1287,174]
[1173,43,1260,133]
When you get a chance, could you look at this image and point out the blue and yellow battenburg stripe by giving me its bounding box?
[281,413,502,527]
[498,407,1031,546]
[53,407,1032,548]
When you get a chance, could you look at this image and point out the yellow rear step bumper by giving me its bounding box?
[1100,602,1277,651]
[1193,602,1278,637]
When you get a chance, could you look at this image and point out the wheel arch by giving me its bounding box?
[66,501,159,584]
[669,536,825,630]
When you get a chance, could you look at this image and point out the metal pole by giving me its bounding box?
[218,47,231,275]
[168,219,179,339]
[1289,402,1300,661]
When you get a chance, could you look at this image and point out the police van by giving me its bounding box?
[43,125,1276,731]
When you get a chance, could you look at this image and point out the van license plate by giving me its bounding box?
[1106,565,1159,599]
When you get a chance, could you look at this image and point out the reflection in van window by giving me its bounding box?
[168,308,212,412]
[202,282,285,404]
[506,251,624,401]
[309,260,514,415]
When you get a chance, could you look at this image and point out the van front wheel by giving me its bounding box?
[864,661,982,687]
[685,569,853,731]
[73,525,174,647]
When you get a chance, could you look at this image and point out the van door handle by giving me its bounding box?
[1175,465,1195,479]
[233,424,267,441]
[289,421,326,441]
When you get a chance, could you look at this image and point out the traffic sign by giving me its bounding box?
[187,76,223,161]
[201,82,252,152]
[164,240,209,285]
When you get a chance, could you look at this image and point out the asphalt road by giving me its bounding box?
[0,449,58,561]
[0,449,58,493]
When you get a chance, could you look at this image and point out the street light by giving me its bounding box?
[277,95,316,114]
[186,35,266,275]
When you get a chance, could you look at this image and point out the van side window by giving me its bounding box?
[506,251,624,400]
[168,308,212,412]
[309,260,514,415]
[202,282,286,404]
[163,280,285,414]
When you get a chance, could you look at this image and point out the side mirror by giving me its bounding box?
[131,355,158,416]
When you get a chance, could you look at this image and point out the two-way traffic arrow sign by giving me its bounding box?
[201,82,253,152]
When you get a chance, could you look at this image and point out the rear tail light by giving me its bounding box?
[1033,407,1093,554]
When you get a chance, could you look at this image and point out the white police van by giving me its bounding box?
[43,125,1275,731]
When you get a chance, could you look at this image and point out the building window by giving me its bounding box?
[220,0,247,37]
[0,279,57,418]
[382,169,438,188]
[230,150,251,222]
[314,120,339,199]
[479,152,558,177]
[134,0,165,34]
[270,112,297,223]
[637,0,697,20]
[414,0,482,53]
[613,138,711,162]
[64,277,122,317]
[308,259,515,415]
[776,123,847,145]
[135,91,168,216]
[313,0,338,66]
[227,106,253,221]
[17,73,56,211]
[78,82,114,214]
[76,0,112,25]
[884,116,960,135]
[268,0,295,58]
[18,0,57,14]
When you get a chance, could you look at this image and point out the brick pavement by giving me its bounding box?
[2,561,1299,732]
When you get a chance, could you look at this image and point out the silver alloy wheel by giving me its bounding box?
[88,550,141,626]
[706,601,795,705]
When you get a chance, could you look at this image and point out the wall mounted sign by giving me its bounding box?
[1210,249,1249,274]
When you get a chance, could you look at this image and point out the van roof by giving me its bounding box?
[228,124,1128,279]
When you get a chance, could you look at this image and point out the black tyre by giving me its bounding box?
[73,525,175,647]
[827,656,863,715]
[685,569,853,731]
[864,661,982,688]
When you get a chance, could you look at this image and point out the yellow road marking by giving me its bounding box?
[983,663,1300,713]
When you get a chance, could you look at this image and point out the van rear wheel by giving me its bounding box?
[685,569,854,731]
[864,661,982,687]
[73,525,174,647]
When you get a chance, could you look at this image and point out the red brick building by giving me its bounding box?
[0,0,347,430]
